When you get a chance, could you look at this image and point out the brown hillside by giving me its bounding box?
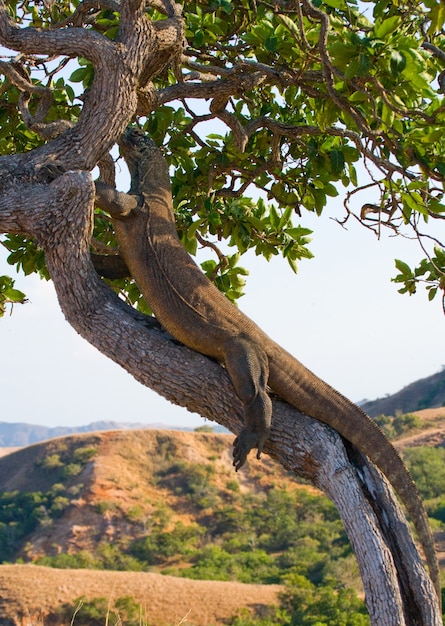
[0,423,443,625]
[394,407,445,449]
[0,430,299,626]
[0,564,282,626]
[0,429,310,561]
[361,370,445,417]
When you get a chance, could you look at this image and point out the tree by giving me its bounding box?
[0,0,443,623]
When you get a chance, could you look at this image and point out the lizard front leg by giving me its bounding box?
[92,181,141,278]
[95,181,139,218]
[224,338,272,471]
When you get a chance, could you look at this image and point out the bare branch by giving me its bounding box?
[0,3,114,63]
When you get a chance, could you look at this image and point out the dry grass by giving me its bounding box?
[0,564,282,626]
[395,407,445,449]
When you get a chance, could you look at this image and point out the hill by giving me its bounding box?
[361,369,445,417]
[0,416,444,625]
[0,430,309,626]
[0,564,282,626]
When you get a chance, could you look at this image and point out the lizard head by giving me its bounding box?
[119,127,158,169]
[119,127,160,193]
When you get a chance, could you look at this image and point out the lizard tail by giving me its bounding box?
[267,345,441,607]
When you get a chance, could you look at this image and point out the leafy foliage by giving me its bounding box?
[0,274,26,317]
[53,586,370,626]
[1,0,445,310]
[279,579,370,626]
[403,446,445,500]
[0,487,69,561]
[373,412,422,439]
[53,595,146,626]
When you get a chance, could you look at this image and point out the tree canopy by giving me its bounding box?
[0,0,444,313]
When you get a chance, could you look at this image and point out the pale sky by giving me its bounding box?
[1,1,443,431]
[1,196,444,429]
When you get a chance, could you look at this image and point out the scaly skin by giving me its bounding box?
[94,127,440,604]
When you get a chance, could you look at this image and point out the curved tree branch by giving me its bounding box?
[0,5,112,61]
[0,0,183,174]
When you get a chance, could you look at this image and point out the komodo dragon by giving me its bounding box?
[94,127,440,603]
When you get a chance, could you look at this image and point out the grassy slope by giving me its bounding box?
[0,430,301,625]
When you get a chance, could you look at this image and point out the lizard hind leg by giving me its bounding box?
[224,338,272,471]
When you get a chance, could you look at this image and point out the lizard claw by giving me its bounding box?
[233,429,267,472]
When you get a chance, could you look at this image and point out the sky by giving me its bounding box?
[1,193,444,430]
[0,0,443,430]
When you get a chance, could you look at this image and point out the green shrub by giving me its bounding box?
[0,489,72,562]
[36,445,96,480]
[53,595,145,626]
[157,461,218,508]
[72,447,97,463]
[373,413,423,439]
[37,545,143,571]
[38,454,63,471]
[373,414,394,438]
[393,413,422,436]
[130,521,204,565]
[50,496,70,516]
[37,550,98,569]
[226,479,240,492]
[280,578,370,626]
[96,501,118,515]
[403,447,445,500]
[429,499,445,523]
[62,463,83,478]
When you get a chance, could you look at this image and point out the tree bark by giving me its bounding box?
[0,1,441,623]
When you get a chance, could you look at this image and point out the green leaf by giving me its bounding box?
[323,182,339,197]
[381,102,394,128]
[389,50,406,74]
[3,286,26,302]
[428,2,445,35]
[278,206,292,229]
[374,16,401,39]
[401,192,428,217]
[329,150,345,175]
[287,255,298,273]
[264,36,278,52]
[0,275,27,316]
[428,286,438,301]
[344,53,371,79]
[394,259,413,278]
[269,204,280,229]
[69,67,87,83]
[322,0,347,8]
[277,14,299,38]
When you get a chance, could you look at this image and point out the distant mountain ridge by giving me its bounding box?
[1,370,444,446]
[360,369,445,417]
[0,420,227,447]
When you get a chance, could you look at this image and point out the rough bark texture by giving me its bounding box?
[0,1,441,623]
